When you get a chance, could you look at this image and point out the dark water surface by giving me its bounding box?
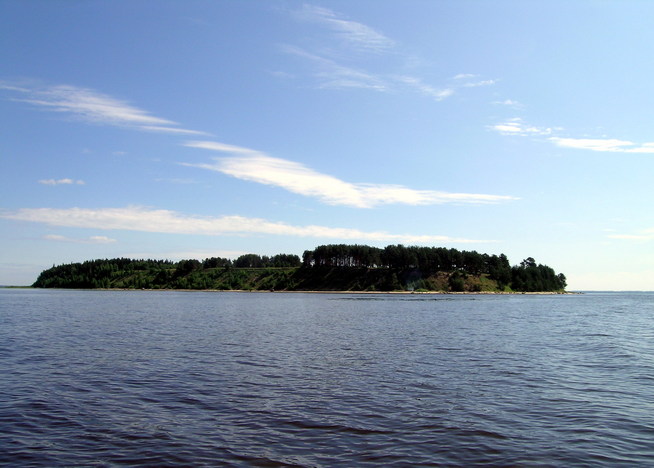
[1,289,653,466]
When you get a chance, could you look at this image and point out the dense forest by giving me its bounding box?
[33,244,567,292]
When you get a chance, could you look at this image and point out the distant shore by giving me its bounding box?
[3,285,575,294]
[31,248,568,293]
[87,288,576,295]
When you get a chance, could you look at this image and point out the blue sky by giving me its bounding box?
[1,1,653,290]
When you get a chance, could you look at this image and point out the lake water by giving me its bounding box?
[1,289,653,466]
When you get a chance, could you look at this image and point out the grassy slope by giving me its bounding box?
[101,266,508,292]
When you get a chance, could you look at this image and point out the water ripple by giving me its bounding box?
[1,290,654,466]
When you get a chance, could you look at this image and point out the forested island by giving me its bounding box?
[33,244,567,293]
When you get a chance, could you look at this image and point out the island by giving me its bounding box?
[32,244,567,293]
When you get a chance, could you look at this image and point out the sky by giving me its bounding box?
[1,0,653,290]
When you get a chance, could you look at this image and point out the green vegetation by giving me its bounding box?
[33,244,567,292]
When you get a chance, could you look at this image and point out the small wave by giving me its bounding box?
[280,418,394,435]
[4,288,654,467]
[235,360,272,368]
[459,428,509,440]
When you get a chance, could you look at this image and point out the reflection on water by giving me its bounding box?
[1,290,653,466]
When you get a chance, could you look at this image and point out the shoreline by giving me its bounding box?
[84,288,576,295]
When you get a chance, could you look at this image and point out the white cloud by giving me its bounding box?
[396,76,454,101]
[283,8,493,101]
[493,99,523,108]
[183,140,518,208]
[294,4,395,53]
[550,137,654,153]
[1,81,205,135]
[187,152,372,207]
[139,125,210,136]
[43,234,116,244]
[184,140,259,155]
[127,249,248,261]
[608,227,654,241]
[492,116,654,154]
[490,118,552,136]
[15,84,172,125]
[608,234,654,240]
[0,83,30,92]
[461,79,497,88]
[493,99,522,107]
[38,178,85,185]
[2,206,494,244]
[281,45,388,91]
[395,75,495,101]
[155,177,199,185]
[281,45,494,101]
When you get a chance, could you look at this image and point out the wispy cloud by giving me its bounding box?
[550,137,654,153]
[283,6,494,102]
[282,49,494,101]
[184,141,262,156]
[38,178,85,186]
[1,81,208,135]
[155,177,199,185]
[139,125,209,136]
[490,118,552,136]
[608,227,654,241]
[43,234,116,244]
[127,249,249,261]
[281,46,388,91]
[460,79,497,88]
[493,99,523,108]
[447,74,496,90]
[492,115,654,154]
[294,4,395,53]
[396,76,454,101]
[183,140,517,208]
[2,206,494,244]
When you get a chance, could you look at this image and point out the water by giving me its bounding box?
[1,289,653,466]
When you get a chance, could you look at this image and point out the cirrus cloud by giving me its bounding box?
[183,140,518,208]
[38,178,85,186]
[294,4,395,54]
[490,118,552,136]
[282,6,495,102]
[396,75,454,101]
[1,206,493,244]
[491,116,654,154]
[280,45,388,91]
[1,81,208,135]
[550,137,654,153]
[43,234,116,244]
[608,227,654,241]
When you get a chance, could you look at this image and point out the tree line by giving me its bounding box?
[32,254,300,289]
[32,244,566,292]
[301,244,565,292]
